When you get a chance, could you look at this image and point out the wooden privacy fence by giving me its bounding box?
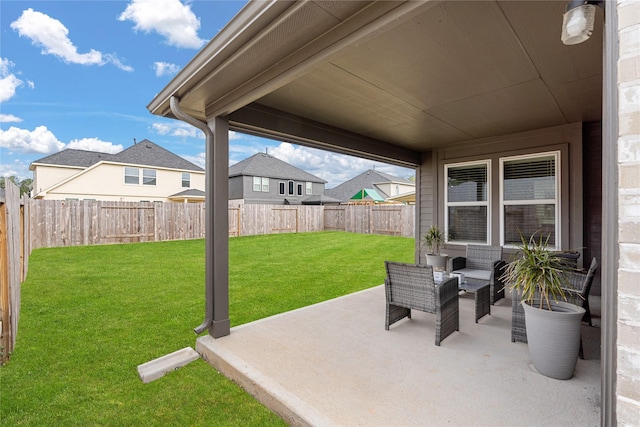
[0,182,30,363]
[28,200,206,249]
[28,200,415,249]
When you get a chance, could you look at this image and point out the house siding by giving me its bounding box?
[230,175,325,204]
[616,0,640,423]
[38,163,205,202]
[419,123,584,264]
[33,165,83,196]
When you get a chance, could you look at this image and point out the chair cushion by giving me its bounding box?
[451,268,491,282]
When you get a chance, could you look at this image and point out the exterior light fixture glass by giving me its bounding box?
[561,1,601,45]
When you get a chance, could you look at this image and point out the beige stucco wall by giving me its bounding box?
[376,182,415,198]
[32,165,83,196]
[37,162,205,202]
[616,0,640,423]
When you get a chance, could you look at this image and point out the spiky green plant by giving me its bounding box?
[501,232,570,310]
[423,225,445,255]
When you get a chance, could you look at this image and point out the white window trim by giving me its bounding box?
[499,151,561,249]
[279,181,285,196]
[142,169,156,186]
[124,167,139,185]
[182,172,190,188]
[253,176,262,192]
[444,160,491,245]
[306,182,312,195]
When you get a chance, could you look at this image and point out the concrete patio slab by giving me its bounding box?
[197,285,601,426]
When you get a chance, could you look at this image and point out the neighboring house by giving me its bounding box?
[29,139,205,202]
[147,1,638,423]
[228,152,326,205]
[325,169,415,204]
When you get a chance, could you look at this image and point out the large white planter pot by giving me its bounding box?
[522,301,585,380]
[425,254,448,271]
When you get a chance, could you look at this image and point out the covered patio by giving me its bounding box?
[146,0,629,423]
[197,287,601,426]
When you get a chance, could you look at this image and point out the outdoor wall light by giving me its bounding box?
[561,0,604,45]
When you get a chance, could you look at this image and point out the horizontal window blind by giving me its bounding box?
[447,164,487,203]
[503,156,555,201]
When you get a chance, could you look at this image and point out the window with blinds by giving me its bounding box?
[253,177,269,192]
[445,161,490,244]
[124,167,139,185]
[501,152,559,247]
[142,169,156,186]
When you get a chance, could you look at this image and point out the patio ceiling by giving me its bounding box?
[148,0,603,166]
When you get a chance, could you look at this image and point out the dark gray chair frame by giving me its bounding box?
[384,261,459,346]
[450,245,506,304]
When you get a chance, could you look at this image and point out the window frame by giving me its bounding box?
[305,182,312,195]
[499,151,561,249]
[142,169,156,186]
[253,176,262,192]
[279,181,285,195]
[252,177,270,192]
[444,160,491,245]
[288,180,294,196]
[182,172,190,188]
[124,167,139,185]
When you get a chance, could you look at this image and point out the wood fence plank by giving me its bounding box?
[27,200,414,248]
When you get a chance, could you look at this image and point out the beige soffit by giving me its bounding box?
[148,0,602,161]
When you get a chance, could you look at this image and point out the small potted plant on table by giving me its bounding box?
[501,232,584,380]
[424,225,448,271]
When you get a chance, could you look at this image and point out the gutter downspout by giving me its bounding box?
[169,96,214,335]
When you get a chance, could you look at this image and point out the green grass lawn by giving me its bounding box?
[1,232,414,426]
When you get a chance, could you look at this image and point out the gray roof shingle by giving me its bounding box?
[229,152,326,183]
[30,149,117,169]
[325,169,413,202]
[30,139,203,172]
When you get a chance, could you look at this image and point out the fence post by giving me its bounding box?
[0,182,23,363]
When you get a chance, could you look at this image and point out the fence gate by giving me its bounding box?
[271,207,298,233]
[372,207,404,235]
[324,206,346,231]
[100,203,155,243]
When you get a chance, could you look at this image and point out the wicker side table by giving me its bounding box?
[459,282,491,323]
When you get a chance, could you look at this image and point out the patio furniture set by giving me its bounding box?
[385,246,597,348]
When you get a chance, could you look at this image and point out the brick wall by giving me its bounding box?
[616,0,640,422]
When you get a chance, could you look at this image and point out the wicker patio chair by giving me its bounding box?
[449,245,506,304]
[384,261,459,346]
[511,257,598,358]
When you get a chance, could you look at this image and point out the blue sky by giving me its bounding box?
[0,0,413,188]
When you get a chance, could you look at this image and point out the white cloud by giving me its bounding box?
[0,126,125,157]
[0,58,24,102]
[151,121,201,138]
[266,142,414,188]
[229,131,243,140]
[151,123,172,135]
[104,54,134,72]
[11,9,132,71]
[154,61,180,77]
[0,126,64,154]
[0,114,23,123]
[182,152,206,169]
[66,138,123,154]
[119,0,205,49]
[0,159,31,181]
